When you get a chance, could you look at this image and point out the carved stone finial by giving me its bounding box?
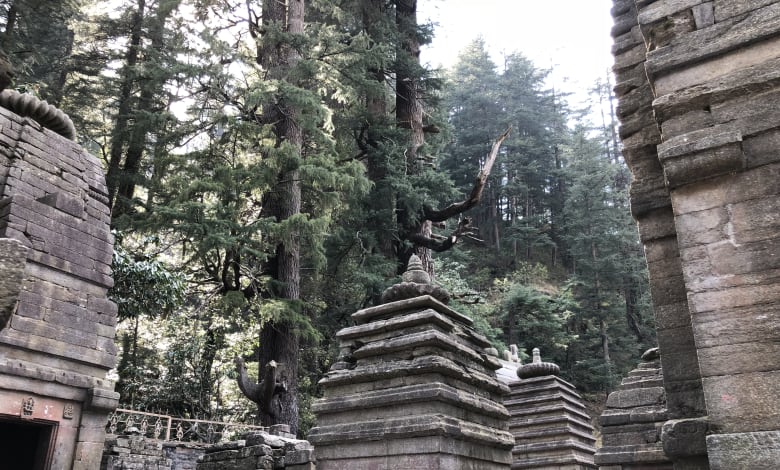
[510,344,519,363]
[532,347,541,364]
[401,254,431,284]
[379,254,450,304]
[517,347,560,379]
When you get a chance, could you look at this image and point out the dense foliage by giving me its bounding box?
[1,0,655,437]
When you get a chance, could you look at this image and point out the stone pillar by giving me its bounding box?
[610,1,708,443]
[612,2,780,467]
[504,348,597,469]
[309,256,514,469]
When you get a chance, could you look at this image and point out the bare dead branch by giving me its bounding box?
[424,127,511,222]
[234,357,281,415]
[409,217,473,252]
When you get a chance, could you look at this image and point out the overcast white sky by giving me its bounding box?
[419,0,615,106]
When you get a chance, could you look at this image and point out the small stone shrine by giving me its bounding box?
[501,348,597,470]
[308,255,514,469]
[595,348,672,469]
[0,90,119,469]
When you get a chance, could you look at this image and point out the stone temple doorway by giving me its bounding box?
[0,416,57,470]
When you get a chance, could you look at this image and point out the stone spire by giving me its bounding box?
[380,254,450,304]
[310,256,513,469]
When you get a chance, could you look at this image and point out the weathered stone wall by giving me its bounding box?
[197,430,315,470]
[0,102,118,469]
[101,434,207,470]
[611,1,780,468]
[611,0,708,432]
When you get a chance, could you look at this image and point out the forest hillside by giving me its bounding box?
[0,0,654,436]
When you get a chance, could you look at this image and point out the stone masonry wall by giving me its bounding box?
[611,0,708,435]
[101,434,207,470]
[611,1,780,468]
[197,430,315,470]
[0,102,119,469]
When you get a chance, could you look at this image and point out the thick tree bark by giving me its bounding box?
[245,0,305,434]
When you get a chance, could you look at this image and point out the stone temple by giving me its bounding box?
[604,0,780,468]
[0,90,118,469]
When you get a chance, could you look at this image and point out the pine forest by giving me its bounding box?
[0,0,656,436]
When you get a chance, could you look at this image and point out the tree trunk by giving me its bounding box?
[362,0,395,267]
[252,0,305,435]
[114,2,176,216]
[2,1,18,51]
[395,0,433,276]
[107,0,146,210]
[601,318,612,392]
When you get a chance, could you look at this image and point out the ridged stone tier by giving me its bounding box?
[595,349,672,470]
[501,349,596,470]
[309,292,514,470]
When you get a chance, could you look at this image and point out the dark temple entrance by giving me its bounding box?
[0,417,57,470]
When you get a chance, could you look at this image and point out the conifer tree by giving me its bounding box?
[0,0,82,103]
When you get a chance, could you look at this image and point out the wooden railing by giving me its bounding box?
[106,408,267,443]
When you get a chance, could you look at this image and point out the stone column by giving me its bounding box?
[610,4,708,468]
[309,256,514,469]
[611,1,780,468]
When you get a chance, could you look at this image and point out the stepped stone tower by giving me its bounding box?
[0,92,118,469]
[500,348,597,470]
[610,1,780,467]
[309,255,514,469]
[596,348,673,469]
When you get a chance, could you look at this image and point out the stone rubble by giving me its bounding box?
[197,426,315,470]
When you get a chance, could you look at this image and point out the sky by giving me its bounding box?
[418,0,615,107]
